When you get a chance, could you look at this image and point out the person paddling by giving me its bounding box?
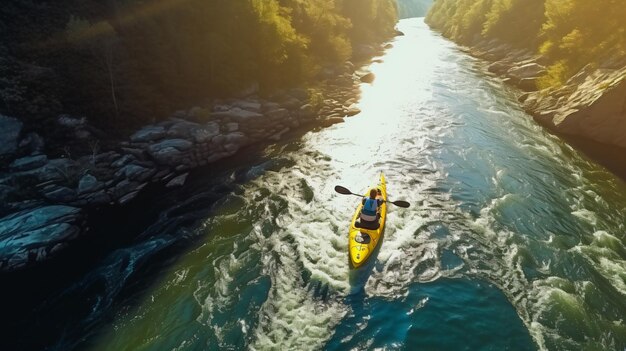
[359,188,383,228]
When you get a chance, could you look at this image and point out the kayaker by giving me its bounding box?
[359,188,383,228]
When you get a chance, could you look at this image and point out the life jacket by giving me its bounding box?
[361,198,378,217]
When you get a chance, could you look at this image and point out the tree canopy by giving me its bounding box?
[0,0,398,132]
[426,0,626,87]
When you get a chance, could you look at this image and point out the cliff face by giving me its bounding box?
[454,38,626,150]
[522,64,626,148]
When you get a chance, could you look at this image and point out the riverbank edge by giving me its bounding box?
[0,35,401,273]
[449,38,626,178]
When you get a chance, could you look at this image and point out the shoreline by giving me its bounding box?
[0,40,390,273]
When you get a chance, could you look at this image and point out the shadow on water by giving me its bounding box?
[0,131,309,351]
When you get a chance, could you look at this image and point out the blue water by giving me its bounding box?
[4,18,626,351]
[328,279,534,351]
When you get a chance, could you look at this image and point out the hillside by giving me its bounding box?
[0,0,397,135]
[425,0,626,149]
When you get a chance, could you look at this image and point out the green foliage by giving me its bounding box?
[0,0,398,131]
[427,0,626,89]
[307,88,325,110]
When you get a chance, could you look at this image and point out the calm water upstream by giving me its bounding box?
[6,18,626,351]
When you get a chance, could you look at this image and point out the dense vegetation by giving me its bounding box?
[0,0,397,134]
[426,0,626,88]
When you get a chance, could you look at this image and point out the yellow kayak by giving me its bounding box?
[349,173,387,268]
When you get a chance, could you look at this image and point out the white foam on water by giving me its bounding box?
[571,209,598,226]
[571,231,626,296]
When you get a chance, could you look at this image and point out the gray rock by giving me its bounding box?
[43,186,77,202]
[346,105,362,117]
[321,116,344,127]
[78,174,104,194]
[18,132,45,154]
[507,63,545,80]
[0,115,22,157]
[149,148,188,166]
[39,158,77,183]
[57,115,85,128]
[266,108,289,120]
[167,120,201,138]
[10,155,48,172]
[116,164,155,182]
[360,72,375,83]
[0,205,81,271]
[118,191,139,205]
[223,143,239,153]
[281,97,302,109]
[262,102,282,112]
[130,125,166,143]
[269,128,290,141]
[191,122,220,143]
[166,173,189,188]
[211,134,226,145]
[111,154,135,168]
[148,139,193,153]
[225,132,247,145]
[111,179,146,201]
[81,190,111,205]
[233,100,262,112]
[211,107,263,121]
[225,122,239,132]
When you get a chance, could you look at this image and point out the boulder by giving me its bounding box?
[262,102,282,112]
[78,174,104,194]
[111,154,135,168]
[191,123,220,143]
[167,120,201,138]
[225,122,239,132]
[211,107,263,121]
[130,125,166,143]
[9,155,48,172]
[116,164,155,182]
[233,100,262,112]
[42,186,77,202]
[166,173,189,188]
[266,108,289,120]
[148,139,192,153]
[0,205,81,271]
[39,158,77,183]
[360,72,375,83]
[0,115,23,158]
[345,105,362,117]
[18,132,45,154]
[507,63,545,80]
[147,139,192,165]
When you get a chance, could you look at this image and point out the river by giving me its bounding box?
[5,18,626,351]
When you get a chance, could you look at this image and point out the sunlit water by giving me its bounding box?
[10,18,626,351]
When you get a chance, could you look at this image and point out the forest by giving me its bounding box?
[0,0,397,133]
[425,0,626,88]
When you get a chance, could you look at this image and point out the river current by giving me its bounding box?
[6,18,626,351]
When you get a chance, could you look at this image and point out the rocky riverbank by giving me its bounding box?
[0,49,384,272]
[461,39,626,150]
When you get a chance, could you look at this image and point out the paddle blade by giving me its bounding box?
[334,185,353,195]
[391,200,410,208]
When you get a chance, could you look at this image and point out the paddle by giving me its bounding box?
[334,185,410,208]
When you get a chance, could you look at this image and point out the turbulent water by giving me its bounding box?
[6,18,626,351]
